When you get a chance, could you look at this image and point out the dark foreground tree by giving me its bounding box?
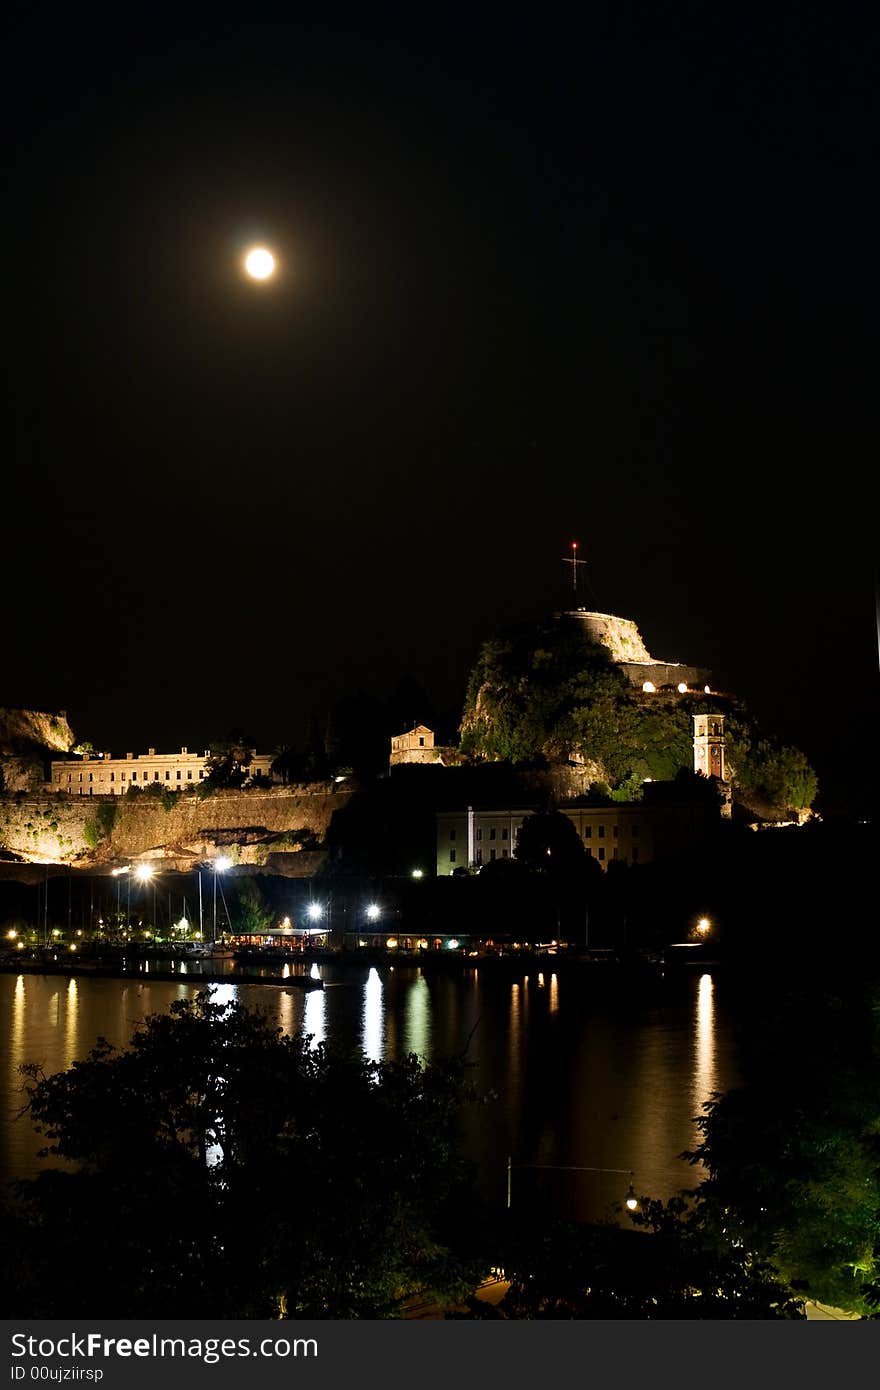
[2,992,487,1318]
[455,1197,804,1319]
[686,983,880,1316]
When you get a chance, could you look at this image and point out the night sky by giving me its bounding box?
[5,3,876,813]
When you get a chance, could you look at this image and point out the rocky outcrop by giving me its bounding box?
[0,782,353,870]
[0,709,76,793]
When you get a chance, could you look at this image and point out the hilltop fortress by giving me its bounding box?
[561,610,710,691]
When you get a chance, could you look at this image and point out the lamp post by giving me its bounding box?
[135,864,155,936]
[212,857,232,942]
[506,1157,638,1212]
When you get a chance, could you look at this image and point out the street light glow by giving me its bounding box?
[214,857,233,873]
[135,864,154,882]
[696,917,711,935]
[307,903,323,922]
[411,868,424,879]
[244,246,276,279]
[366,903,380,921]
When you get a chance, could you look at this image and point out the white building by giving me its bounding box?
[49,746,275,795]
[436,803,652,874]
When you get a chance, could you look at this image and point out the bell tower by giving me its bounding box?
[693,713,726,781]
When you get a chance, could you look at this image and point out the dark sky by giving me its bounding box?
[5,2,877,812]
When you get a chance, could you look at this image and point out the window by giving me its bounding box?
[598,824,605,838]
[79,773,83,782]
[476,849,483,865]
[631,824,640,838]
[489,827,496,840]
[176,771,182,780]
[67,774,72,782]
[501,827,508,840]
[489,848,496,861]
[121,772,126,780]
[598,846,605,862]
[476,828,482,841]
[632,847,640,862]
[132,771,137,780]
[165,771,170,780]
[187,771,192,780]
[449,850,456,863]
[199,770,205,778]
[584,826,592,838]
[612,847,618,860]
[613,824,618,838]
[88,774,93,782]
[502,848,508,858]
[449,828,456,841]
[110,772,115,782]
[418,736,424,747]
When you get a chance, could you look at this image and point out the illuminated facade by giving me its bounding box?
[693,713,726,781]
[436,805,653,874]
[49,747,275,795]
[389,725,454,767]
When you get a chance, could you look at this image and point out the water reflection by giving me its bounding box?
[11,976,26,1074]
[64,979,79,1066]
[304,983,325,1047]
[549,972,559,1014]
[362,968,383,1062]
[404,973,429,1057]
[693,972,716,1116]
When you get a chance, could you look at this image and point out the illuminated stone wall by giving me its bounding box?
[0,783,352,869]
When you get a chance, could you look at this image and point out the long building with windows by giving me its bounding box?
[436,803,652,874]
[49,746,275,795]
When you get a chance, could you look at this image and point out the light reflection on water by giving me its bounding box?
[0,966,737,1219]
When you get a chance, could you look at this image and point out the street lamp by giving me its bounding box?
[135,864,156,934]
[366,903,381,922]
[212,858,232,941]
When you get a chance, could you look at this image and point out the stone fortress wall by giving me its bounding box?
[563,611,709,689]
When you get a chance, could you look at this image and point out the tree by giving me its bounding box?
[686,984,880,1315]
[5,992,486,1318]
[202,729,256,790]
[458,1201,804,1318]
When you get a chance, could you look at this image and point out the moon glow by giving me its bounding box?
[244,247,276,280]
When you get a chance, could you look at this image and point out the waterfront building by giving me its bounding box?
[436,803,653,874]
[49,746,275,795]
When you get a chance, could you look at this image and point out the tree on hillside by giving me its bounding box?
[5,992,486,1318]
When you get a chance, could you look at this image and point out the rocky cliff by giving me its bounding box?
[0,708,76,794]
[0,782,353,871]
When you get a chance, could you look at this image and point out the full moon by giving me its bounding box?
[244,247,276,280]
